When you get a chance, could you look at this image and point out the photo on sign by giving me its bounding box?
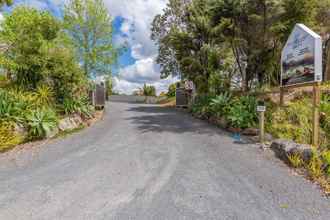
[281,24,322,86]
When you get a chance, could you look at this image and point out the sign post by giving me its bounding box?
[313,82,321,147]
[257,103,266,144]
[281,24,323,147]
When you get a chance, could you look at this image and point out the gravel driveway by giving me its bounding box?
[0,101,329,220]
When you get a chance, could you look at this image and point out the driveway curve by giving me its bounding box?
[0,101,329,220]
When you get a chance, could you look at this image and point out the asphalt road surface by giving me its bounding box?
[0,101,329,220]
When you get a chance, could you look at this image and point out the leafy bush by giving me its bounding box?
[0,89,27,122]
[0,121,23,152]
[267,99,313,144]
[0,6,60,89]
[141,84,156,97]
[105,76,114,97]
[61,96,93,118]
[191,95,214,118]
[26,108,58,139]
[308,151,323,180]
[320,94,330,147]
[227,96,258,129]
[321,151,330,176]
[210,92,232,117]
[167,83,177,97]
[0,75,8,87]
[0,6,88,104]
[34,85,54,107]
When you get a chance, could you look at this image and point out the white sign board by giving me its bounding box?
[281,24,322,86]
[257,106,266,112]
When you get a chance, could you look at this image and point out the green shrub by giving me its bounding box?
[0,89,26,122]
[61,96,93,118]
[167,83,177,97]
[320,94,330,147]
[287,152,303,168]
[0,121,23,152]
[26,108,58,139]
[321,151,330,176]
[0,75,8,87]
[227,96,258,129]
[140,84,156,96]
[0,6,60,89]
[105,76,113,97]
[191,95,214,118]
[210,92,232,117]
[267,99,312,144]
[308,150,323,180]
[34,85,54,107]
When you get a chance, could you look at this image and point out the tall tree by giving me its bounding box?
[0,6,86,102]
[64,0,116,78]
[0,6,60,88]
[152,0,330,93]
[151,0,189,79]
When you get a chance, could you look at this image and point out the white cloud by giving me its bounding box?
[114,75,178,95]
[119,57,160,83]
[105,0,167,58]
[104,0,174,94]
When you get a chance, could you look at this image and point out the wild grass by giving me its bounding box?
[287,153,303,168]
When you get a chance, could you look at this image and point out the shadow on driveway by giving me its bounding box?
[125,105,227,136]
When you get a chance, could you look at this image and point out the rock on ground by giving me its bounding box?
[271,139,313,162]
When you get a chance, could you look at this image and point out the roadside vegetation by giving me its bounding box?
[0,0,115,152]
[133,84,157,97]
[153,0,330,193]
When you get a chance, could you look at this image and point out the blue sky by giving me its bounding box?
[2,0,176,94]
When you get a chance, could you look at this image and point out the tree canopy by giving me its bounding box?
[151,0,330,93]
[64,0,117,78]
[0,6,87,102]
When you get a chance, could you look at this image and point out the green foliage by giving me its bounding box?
[105,76,114,97]
[167,83,177,97]
[0,89,27,123]
[34,85,54,107]
[0,121,22,152]
[227,96,258,129]
[267,99,313,144]
[44,46,88,103]
[0,6,87,104]
[191,94,258,128]
[61,96,93,118]
[191,95,214,118]
[0,3,106,150]
[321,151,330,176]
[64,0,117,77]
[320,94,330,143]
[210,92,232,117]
[151,0,330,91]
[141,84,156,97]
[0,87,57,123]
[26,108,58,139]
[308,150,323,180]
[287,152,303,168]
[0,6,60,89]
